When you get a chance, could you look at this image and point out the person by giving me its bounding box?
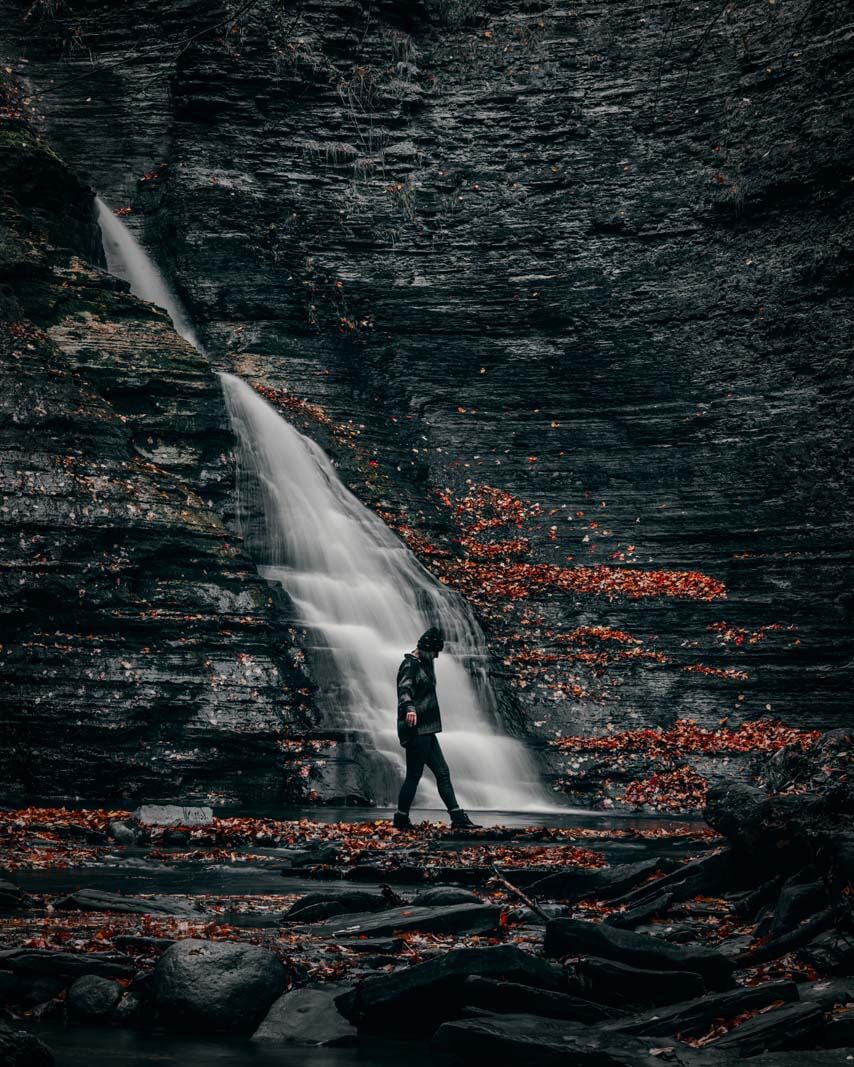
[393,626,479,830]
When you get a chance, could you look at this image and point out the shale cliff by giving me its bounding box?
[0,77,317,803]
[1,0,852,809]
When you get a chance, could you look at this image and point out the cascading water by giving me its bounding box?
[95,196,554,812]
[220,374,550,810]
[96,197,200,349]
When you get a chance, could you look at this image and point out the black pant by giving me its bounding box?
[397,734,459,814]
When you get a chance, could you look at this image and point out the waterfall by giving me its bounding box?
[96,197,200,349]
[220,374,550,810]
[96,196,553,812]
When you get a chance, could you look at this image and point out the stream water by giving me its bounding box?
[95,199,553,813]
[25,1022,448,1067]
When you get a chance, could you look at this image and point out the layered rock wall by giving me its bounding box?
[0,78,316,803]
[2,0,852,806]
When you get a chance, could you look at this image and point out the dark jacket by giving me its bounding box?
[396,651,442,746]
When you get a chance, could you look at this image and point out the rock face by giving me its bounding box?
[0,76,316,803]
[153,938,288,1031]
[1,1,853,803]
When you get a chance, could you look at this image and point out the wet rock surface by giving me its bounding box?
[153,938,289,1031]
[65,974,122,1022]
[0,0,849,807]
[251,983,357,1046]
[0,80,317,804]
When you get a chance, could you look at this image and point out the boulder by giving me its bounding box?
[769,874,827,939]
[797,977,854,1010]
[293,903,501,939]
[153,938,287,1031]
[751,1056,854,1067]
[132,805,213,827]
[799,928,854,975]
[544,918,734,990]
[67,974,122,1021]
[824,1008,854,1048]
[252,984,357,1046]
[461,976,623,1024]
[0,1022,54,1067]
[568,956,706,1009]
[339,944,564,1031]
[410,887,483,907]
[285,889,388,920]
[56,888,205,917]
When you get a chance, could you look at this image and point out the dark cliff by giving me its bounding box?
[1,0,852,808]
[0,75,318,804]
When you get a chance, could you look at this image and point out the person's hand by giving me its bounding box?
[405,710,417,727]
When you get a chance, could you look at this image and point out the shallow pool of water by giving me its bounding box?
[26,1023,446,1067]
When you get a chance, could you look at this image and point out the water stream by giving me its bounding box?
[95,198,553,812]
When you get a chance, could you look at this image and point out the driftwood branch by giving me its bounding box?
[490,865,550,922]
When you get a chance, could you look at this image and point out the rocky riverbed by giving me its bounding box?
[2,730,853,1066]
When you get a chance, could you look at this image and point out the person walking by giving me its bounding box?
[393,626,479,830]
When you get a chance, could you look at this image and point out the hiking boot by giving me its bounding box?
[393,812,414,830]
[449,809,480,829]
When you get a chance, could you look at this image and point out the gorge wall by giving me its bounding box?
[1,0,852,809]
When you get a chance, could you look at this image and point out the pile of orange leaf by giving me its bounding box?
[622,767,709,812]
[435,560,726,605]
[552,718,819,759]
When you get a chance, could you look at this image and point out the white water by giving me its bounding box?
[95,197,553,812]
[221,374,550,810]
[96,197,200,349]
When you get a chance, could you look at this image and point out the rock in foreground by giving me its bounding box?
[252,984,357,1046]
[153,938,287,1031]
[66,974,122,1021]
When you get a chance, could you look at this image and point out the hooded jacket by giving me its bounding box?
[396,651,442,745]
